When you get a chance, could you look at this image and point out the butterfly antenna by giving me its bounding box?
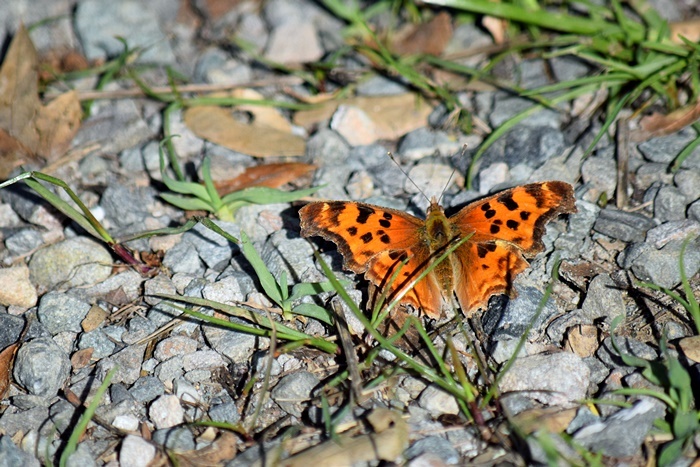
[437,168,457,206]
[388,152,430,204]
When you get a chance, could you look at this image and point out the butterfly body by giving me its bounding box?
[299,181,576,318]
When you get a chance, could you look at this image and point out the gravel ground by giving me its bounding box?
[0,0,700,466]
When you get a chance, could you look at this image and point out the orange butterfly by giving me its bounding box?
[299,181,577,319]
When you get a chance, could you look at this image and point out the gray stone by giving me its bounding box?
[405,436,460,464]
[183,221,238,271]
[149,395,184,430]
[75,0,176,64]
[154,336,198,362]
[78,329,116,359]
[674,169,700,201]
[155,356,185,385]
[194,48,252,85]
[202,275,245,304]
[593,208,656,242]
[498,352,590,406]
[581,274,625,323]
[630,239,700,289]
[646,220,700,249]
[583,356,609,386]
[101,185,157,229]
[397,128,460,161]
[638,129,700,169]
[129,376,165,404]
[417,384,459,416]
[4,229,43,256]
[151,426,195,452]
[14,337,70,399]
[481,126,565,174]
[635,163,674,191]
[271,371,320,418]
[596,336,658,369]
[581,156,617,201]
[573,399,664,457]
[162,239,204,275]
[259,231,315,283]
[29,237,113,291]
[98,344,147,385]
[37,292,91,335]
[0,435,40,467]
[208,401,241,424]
[264,20,323,64]
[356,74,409,96]
[689,200,700,222]
[0,314,24,349]
[71,100,153,157]
[655,186,688,222]
[122,317,157,345]
[64,442,96,467]
[120,435,156,467]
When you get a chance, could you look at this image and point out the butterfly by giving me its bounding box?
[299,181,577,319]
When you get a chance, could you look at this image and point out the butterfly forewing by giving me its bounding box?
[299,201,424,273]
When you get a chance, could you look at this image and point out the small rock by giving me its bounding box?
[162,238,204,275]
[37,292,91,335]
[64,442,96,467]
[75,0,176,64]
[182,350,225,371]
[154,336,198,361]
[645,220,700,249]
[101,185,157,229]
[113,414,140,432]
[637,129,700,169]
[98,344,147,385]
[202,275,245,304]
[0,265,37,308]
[29,237,113,291]
[330,105,377,146]
[580,274,625,323]
[478,163,510,194]
[630,239,700,289]
[498,352,590,405]
[129,376,165,404]
[596,336,658,369]
[573,399,664,458]
[271,371,320,418]
[4,228,43,257]
[0,314,24,349]
[405,163,460,201]
[398,128,459,161]
[264,20,323,64]
[581,156,617,202]
[689,200,700,222]
[14,337,70,400]
[654,186,688,222]
[149,395,184,429]
[182,221,238,271]
[120,435,156,467]
[0,435,40,467]
[151,426,195,451]
[417,384,459,416]
[405,436,460,464]
[593,208,656,242]
[209,401,241,424]
[78,329,116,359]
[674,169,700,201]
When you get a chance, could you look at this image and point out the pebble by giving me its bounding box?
[581,156,617,202]
[0,314,24,349]
[264,20,323,64]
[580,274,625,323]
[270,371,320,418]
[28,237,113,291]
[154,336,198,361]
[654,186,688,222]
[629,239,700,288]
[75,0,176,64]
[637,129,700,169]
[398,128,459,161]
[37,292,91,335]
[596,336,658,370]
[573,399,664,458]
[77,329,115,359]
[330,105,378,146]
[0,265,37,308]
[119,435,156,467]
[417,384,459,416]
[0,435,40,467]
[149,395,184,429]
[182,350,225,371]
[98,344,147,385]
[593,208,656,242]
[112,414,139,432]
[405,436,460,465]
[151,426,195,451]
[129,376,165,404]
[13,337,71,400]
[498,352,590,406]
[4,228,43,257]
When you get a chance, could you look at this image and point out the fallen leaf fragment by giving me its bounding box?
[280,409,408,467]
[511,407,578,435]
[214,162,315,195]
[170,431,237,466]
[184,106,305,157]
[669,19,700,44]
[294,93,433,141]
[678,335,700,363]
[390,11,453,56]
[637,99,700,138]
[82,305,109,332]
[0,25,82,179]
[564,325,599,358]
[71,347,94,370]
[0,343,19,400]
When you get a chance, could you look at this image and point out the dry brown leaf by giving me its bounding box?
[564,325,599,358]
[82,305,109,332]
[232,88,293,133]
[511,407,577,435]
[184,106,305,157]
[294,93,433,141]
[170,431,237,467]
[638,100,700,138]
[0,25,82,179]
[482,16,508,44]
[71,347,94,370]
[670,19,700,44]
[0,343,19,400]
[390,11,453,56]
[678,335,700,363]
[280,409,408,467]
[214,162,315,195]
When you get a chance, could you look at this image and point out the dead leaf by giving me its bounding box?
[390,11,453,56]
[482,16,508,44]
[184,106,305,157]
[281,409,408,467]
[214,162,315,195]
[670,19,700,44]
[679,335,700,363]
[232,88,294,133]
[0,25,82,179]
[71,347,94,370]
[637,99,700,138]
[564,325,599,358]
[511,407,577,435]
[170,431,237,466]
[0,343,19,400]
[82,305,109,332]
[294,93,433,141]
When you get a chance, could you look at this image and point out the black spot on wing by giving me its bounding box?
[506,219,519,230]
[498,193,519,211]
[379,219,391,228]
[490,224,500,234]
[383,212,392,220]
[389,251,407,261]
[525,185,545,208]
[360,232,373,243]
[484,209,496,219]
[356,205,375,224]
[520,211,531,221]
[347,226,357,236]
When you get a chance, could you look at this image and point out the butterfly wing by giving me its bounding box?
[448,181,577,314]
[299,201,446,317]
